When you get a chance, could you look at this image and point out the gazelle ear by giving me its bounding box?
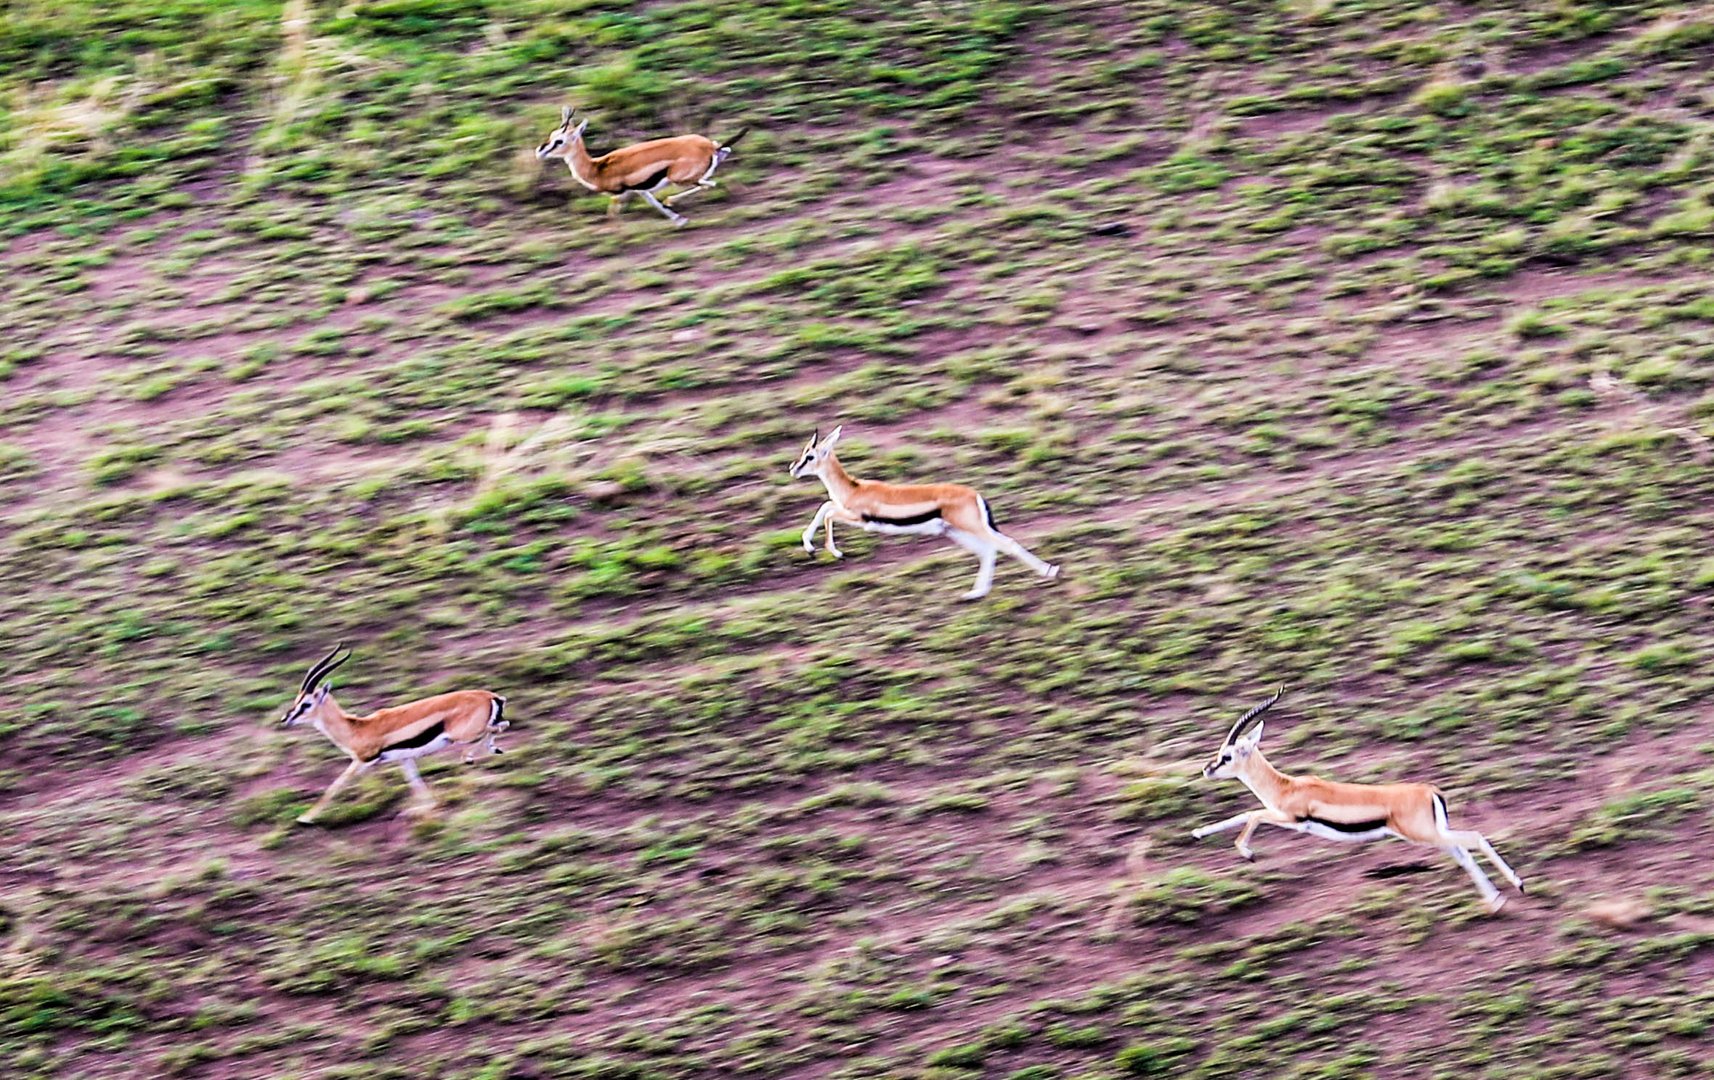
[1242,720,1264,748]
[823,425,843,451]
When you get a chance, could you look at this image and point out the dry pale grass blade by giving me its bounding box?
[0,77,139,183]
[1098,837,1154,937]
[247,0,379,176]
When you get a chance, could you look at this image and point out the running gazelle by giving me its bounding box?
[1190,689,1525,913]
[789,426,1059,600]
[534,106,746,227]
[279,645,508,825]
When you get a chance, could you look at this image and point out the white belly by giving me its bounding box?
[1299,821,1393,844]
[377,734,452,762]
[860,519,949,537]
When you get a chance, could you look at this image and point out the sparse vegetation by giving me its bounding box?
[7,1,1714,1077]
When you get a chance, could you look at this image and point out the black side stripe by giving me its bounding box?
[983,498,997,531]
[1302,814,1389,834]
[377,720,447,757]
[862,507,943,527]
[623,167,671,193]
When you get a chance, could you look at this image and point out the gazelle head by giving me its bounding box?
[789,425,843,479]
[535,105,589,161]
[1202,687,1283,779]
[281,643,351,727]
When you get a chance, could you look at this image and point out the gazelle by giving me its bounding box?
[1190,689,1525,913]
[534,106,746,227]
[789,426,1060,600]
[279,645,508,825]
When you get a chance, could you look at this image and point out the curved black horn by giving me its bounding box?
[561,105,573,124]
[299,643,351,693]
[1224,686,1283,745]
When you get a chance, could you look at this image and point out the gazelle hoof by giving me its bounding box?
[1237,847,1254,861]
[1191,827,1207,840]
[671,217,688,228]
[961,589,990,601]
[828,549,844,560]
[1485,895,1508,915]
[1045,564,1061,579]
[295,814,320,827]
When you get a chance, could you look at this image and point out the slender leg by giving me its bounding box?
[803,502,837,556]
[399,758,436,813]
[1232,808,1300,860]
[607,192,630,218]
[665,180,716,207]
[993,532,1059,579]
[298,759,369,825]
[1444,829,1524,892]
[946,529,996,599]
[638,189,688,227]
[967,546,998,600]
[1446,845,1504,912]
[1192,811,1256,839]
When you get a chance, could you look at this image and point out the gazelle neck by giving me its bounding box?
[816,454,860,506]
[309,694,359,748]
[564,135,601,191]
[1235,748,1294,811]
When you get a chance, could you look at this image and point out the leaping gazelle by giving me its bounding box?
[534,106,746,227]
[789,426,1059,600]
[1190,689,1526,913]
[280,645,509,825]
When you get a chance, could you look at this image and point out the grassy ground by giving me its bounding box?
[6,1,1714,1076]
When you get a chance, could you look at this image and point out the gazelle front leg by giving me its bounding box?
[297,759,369,825]
[607,192,630,218]
[1192,811,1256,840]
[802,501,839,557]
[1232,808,1299,861]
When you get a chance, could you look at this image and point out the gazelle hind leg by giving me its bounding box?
[946,528,996,599]
[993,532,1058,579]
[1444,829,1524,892]
[638,189,688,227]
[467,720,509,763]
[665,180,716,207]
[1446,845,1505,913]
